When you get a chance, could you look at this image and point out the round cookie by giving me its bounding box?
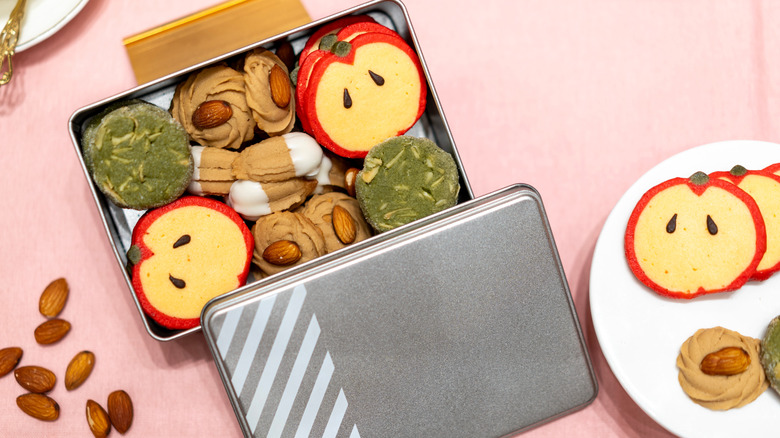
[710,165,780,281]
[761,315,780,395]
[302,30,427,158]
[355,136,459,232]
[81,100,193,210]
[677,326,767,410]
[170,64,255,149]
[251,211,326,277]
[625,171,767,299]
[299,192,372,252]
[128,196,254,330]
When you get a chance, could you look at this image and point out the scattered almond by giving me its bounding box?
[65,350,95,391]
[700,346,751,376]
[17,393,59,421]
[34,318,71,345]
[107,390,134,434]
[86,400,111,438]
[39,278,69,318]
[0,346,23,377]
[269,64,291,108]
[263,240,302,265]
[14,366,56,393]
[332,205,357,244]
[192,100,233,130]
[344,167,359,197]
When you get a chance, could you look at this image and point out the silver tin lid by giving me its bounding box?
[202,184,597,437]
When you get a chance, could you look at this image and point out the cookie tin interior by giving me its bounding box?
[202,184,597,438]
[67,0,473,341]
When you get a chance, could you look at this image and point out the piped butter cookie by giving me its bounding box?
[188,146,239,196]
[81,101,192,210]
[127,196,253,330]
[251,211,326,277]
[355,136,459,232]
[677,326,767,410]
[625,172,766,298]
[227,178,317,221]
[232,132,323,183]
[242,48,296,136]
[300,192,373,252]
[170,65,255,149]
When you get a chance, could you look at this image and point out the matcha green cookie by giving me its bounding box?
[761,315,780,395]
[355,136,459,231]
[81,101,193,210]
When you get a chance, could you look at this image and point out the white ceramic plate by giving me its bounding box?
[0,0,89,52]
[590,140,780,438]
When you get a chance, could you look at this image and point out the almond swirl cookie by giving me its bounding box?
[299,192,372,253]
[251,211,326,277]
[242,48,296,136]
[171,65,255,149]
[677,326,768,410]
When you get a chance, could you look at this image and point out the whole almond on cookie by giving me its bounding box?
[700,346,751,376]
[34,318,71,344]
[269,64,291,108]
[39,277,68,318]
[86,400,111,438]
[263,240,302,265]
[17,393,59,421]
[192,100,233,130]
[332,205,357,244]
[65,350,95,391]
[107,390,134,434]
[0,346,23,377]
[15,366,56,393]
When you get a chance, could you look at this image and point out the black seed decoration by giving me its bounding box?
[169,275,186,289]
[707,215,718,235]
[343,88,352,109]
[173,234,191,248]
[368,70,385,86]
[666,214,677,233]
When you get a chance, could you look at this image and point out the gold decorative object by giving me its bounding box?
[0,0,26,86]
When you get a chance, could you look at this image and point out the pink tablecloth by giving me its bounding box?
[2,0,777,436]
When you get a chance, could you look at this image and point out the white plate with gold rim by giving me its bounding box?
[590,140,780,438]
[0,0,88,52]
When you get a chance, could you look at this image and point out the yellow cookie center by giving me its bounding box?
[633,185,759,293]
[314,42,421,152]
[720,175,780,272]
[139,205,247,319]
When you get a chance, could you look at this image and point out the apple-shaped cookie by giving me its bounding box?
[128,196,253,329]
[295,22,397,133]
[335,21,398,41]
[298,14,375,64]
[303,31,427,158]
[711,165,780,280]
[625,171,766,299]
[295,49,328,133]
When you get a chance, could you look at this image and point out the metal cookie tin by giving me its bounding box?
[202,184,597,437]
[68,1,597,434]
[68,0,471,341]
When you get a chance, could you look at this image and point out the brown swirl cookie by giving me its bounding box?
[171,65,255,149]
